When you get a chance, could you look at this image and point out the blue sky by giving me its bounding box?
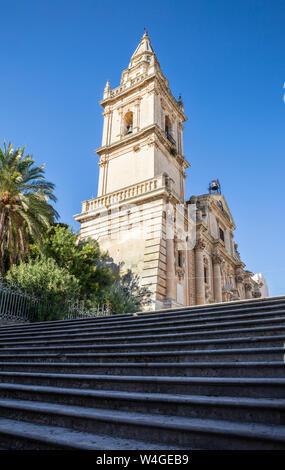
[0,0,284,295]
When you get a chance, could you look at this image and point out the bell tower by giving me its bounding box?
[75,32,191,310]
[97,31,189,202]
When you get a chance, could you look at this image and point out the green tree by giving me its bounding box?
[31,225,115,303]
[0,141,58,276]
[30,225,151,314]
[6,257,80,321]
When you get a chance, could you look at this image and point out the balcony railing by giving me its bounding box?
[166,131,176,146]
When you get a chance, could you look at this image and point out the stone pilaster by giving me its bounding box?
[166,238,176,303]
[195,239,206,305]
[236,272,244,300]
[244,282,253,299]
[212,250,223,303]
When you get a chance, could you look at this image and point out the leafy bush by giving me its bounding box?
[6,257,80,321]
[7,225,151,318]
[102,269,151,314]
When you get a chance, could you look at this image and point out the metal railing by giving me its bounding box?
[0,280,112,324]
[0,282,39,323]
[166,131,176,146]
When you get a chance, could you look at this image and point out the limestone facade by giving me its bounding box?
[74,32,264,310]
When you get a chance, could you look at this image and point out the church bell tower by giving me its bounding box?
[97,30,189,201]
[75,32,191,309]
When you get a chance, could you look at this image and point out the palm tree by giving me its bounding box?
[0,141,59,276]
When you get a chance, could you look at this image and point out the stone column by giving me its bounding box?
[236,274,244,300]
[195,239,206,305]
[134,100,140,133]
[244,282,253,299]
[212,250,223,303]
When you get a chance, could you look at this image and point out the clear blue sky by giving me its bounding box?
[0,0,284,295]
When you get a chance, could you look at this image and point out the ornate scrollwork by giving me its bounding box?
[195,239,206,252]
[212,250,223,265]
[244,282,253,292]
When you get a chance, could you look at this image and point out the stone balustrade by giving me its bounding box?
[110,74,147,97]
[82,174,168,214]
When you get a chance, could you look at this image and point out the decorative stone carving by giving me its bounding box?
[205,283,214,303]
[195,239,206,252]
[236,274,244,283]
[98,156,108,168]
[212,250,223,265]
[244,282,253,292]
[252,286,262,298]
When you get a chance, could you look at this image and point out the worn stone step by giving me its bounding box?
[0,383,284,425]
[1,297,285,450]
[1,296,284,336]
[0,347,283,363]
[27,324,283,345]
[0,361,284,378]
[0,418,183,450]
[1,302,285,341]
[0,315,284,347]
[0,398,285,449]
[1,372,284,398]
[0,332,284,353]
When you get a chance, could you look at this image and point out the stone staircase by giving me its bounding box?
[0,296,284,450]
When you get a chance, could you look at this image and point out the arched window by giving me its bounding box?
[124,111,133,135]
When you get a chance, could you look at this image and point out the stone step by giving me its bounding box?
[27,323,282,344]
[0,334,284,353]
[0,303,285,343]
[0,347,283,363]
[1,372,284,398]
[0,383,284,425]
[1,297,285,450]
[0,398,284,449]
[0,418,183,450]
[1,296,284,335]
[0,315,284,346]
[0,361,284,378]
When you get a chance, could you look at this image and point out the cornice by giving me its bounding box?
[95,124,190,169]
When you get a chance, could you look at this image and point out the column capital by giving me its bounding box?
[212,250,223,265]
[236,274,244,283]
[195,239,206,252]
[244,282,253,292]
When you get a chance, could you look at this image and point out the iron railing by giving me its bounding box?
[0,282,39,323]
[0,281,111,324]
[166,131,176,146]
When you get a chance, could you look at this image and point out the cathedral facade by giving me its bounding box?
[74,32,263,310]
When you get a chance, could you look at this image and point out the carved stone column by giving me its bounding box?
[195,239,206,305]
[244,282,253,299]
[212,250,223,303]
[236,273,244,300]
